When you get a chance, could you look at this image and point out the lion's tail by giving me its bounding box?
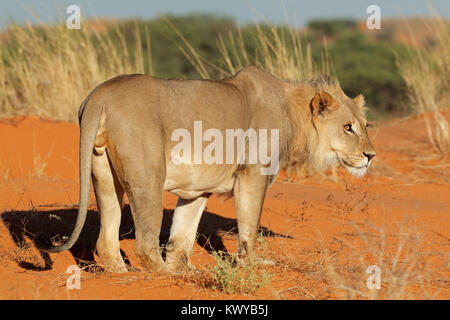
[34,99,103,253]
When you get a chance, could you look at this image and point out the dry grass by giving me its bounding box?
[32,141,54,179]
[0,19,152,122]
[397,9,450,155]
[319,222,445,299]
[263,211,448,300]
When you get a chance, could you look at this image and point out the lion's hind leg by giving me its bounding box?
[92,149,128,273]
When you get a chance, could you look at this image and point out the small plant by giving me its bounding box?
[210,250,273,295]
[0,159,10,181]
[33,143,54,179]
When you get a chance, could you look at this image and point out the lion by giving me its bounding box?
[35,66,375,273]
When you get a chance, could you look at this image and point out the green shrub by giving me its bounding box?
[211,250,272,295]
[311,30,410,118]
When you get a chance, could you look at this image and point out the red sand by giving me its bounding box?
[0,113,448,299]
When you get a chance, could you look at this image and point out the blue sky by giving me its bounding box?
[0,0,449,27]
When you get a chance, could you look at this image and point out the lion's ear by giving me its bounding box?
[310,91,337,117]
[354,94,365,108]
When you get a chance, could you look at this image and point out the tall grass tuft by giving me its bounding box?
[175,20,331,81]
[397,10,450,155]
[0,19,152,122]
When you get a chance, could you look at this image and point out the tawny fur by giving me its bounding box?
[34,66,375,273]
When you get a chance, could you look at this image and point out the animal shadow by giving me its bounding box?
[0,204,291,273]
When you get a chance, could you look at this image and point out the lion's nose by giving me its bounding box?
[363,152,375,162]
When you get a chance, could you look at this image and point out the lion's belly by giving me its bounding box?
[163,162,237,199]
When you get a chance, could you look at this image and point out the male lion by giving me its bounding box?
[35,66,375,273]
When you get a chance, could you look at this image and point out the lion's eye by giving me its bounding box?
[344,124,353,133]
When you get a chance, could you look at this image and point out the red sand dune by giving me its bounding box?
[0,113,448,299]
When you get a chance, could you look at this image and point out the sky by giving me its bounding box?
[0,0,449,28]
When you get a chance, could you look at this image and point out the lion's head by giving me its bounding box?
[288,76,376,177]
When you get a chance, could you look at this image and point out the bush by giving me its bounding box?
[321,32,409,118]
[307,19,358,37]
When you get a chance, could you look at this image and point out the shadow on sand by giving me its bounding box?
[1,204,291,273]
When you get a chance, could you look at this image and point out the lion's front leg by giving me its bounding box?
[234,168,268,261]
[166,195,209,273]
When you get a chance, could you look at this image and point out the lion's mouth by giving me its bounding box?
[341,159,367,169]
[338,158,369,177]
